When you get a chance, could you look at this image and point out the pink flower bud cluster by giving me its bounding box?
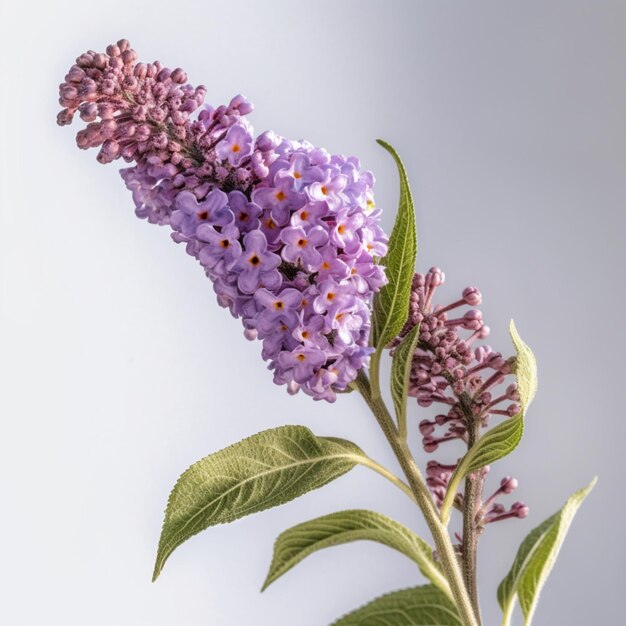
[57,38,206,166]
[392,267,527,522]
[393,268,520,451]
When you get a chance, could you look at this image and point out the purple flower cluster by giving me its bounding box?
[58,39,388,401]
[392,268,527,524]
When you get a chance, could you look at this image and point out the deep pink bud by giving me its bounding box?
[170,68,188,84]
[419,419,435,436]
[93,53,108,69]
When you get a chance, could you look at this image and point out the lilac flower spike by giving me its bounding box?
[57,39,388,401]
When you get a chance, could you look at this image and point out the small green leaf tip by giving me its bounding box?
[497,477,597,626]
[509,319,538,413]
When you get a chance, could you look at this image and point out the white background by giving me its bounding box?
[1,1,624,624]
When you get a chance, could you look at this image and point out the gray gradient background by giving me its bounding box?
[1,1,624,624]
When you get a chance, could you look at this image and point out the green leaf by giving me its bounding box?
[509,320,538,413]
[262,509,449,598]
[440,414,524,523]
[332,585,462,626]
[372,140,417,350]
[461,414,524,475]
[390,324,421,438]
[498,477,597,626]
[153,426,367,581]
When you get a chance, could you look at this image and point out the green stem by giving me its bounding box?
[501,600,515,626]
[355,371,480,626]
[461,431,483,622]
[369,348,383,399]
[358,456,418,504]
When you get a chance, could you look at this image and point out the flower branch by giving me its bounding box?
[57,39,596,626]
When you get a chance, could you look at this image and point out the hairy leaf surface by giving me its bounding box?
[332,585,462,626]
[372,140,417,350]
[263,509,448,596]
[390,324,420,437]
[153,426,366,580]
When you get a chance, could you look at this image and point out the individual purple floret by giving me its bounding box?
[57,39,388,401]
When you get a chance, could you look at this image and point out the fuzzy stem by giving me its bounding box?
[453,390,485,625]
[355,371,480,626]
[461,422,484,623]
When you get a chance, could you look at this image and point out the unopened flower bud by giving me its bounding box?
[419,419,435,436]
[500,476,518,494]
[512,502,529,518]
[462,286,482,305]
[463,309,483,330]
[170,67,188,84]
[427,267,445,287]
[423,438,439,453]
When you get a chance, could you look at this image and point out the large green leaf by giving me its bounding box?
[390,324,420,438]
[371,140,417,350]
[440,414,524,522]
[262,509,449,597]
[509,320,538,413]
[497,478,596,626]
[152,426,367,581]
[332,585,462,626]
